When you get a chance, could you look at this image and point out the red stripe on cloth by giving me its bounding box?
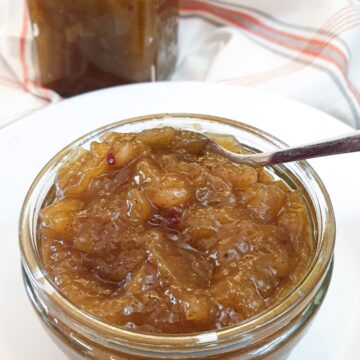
[29,78,53,102]
[180,2,360,93]
[181,2,360,106]
[29,80,53,102]
[321,6,353,31]
[334,19,360,35]
[42,86,52,102]
[0,76,24,89]
[181,0,349,68]
[43,87,52,101]
[181,5,347,76]
[322,6,360,35]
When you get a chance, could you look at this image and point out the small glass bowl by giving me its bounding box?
[19,114,335,359]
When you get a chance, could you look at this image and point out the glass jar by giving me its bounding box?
[19,114,335,359]
[27,1,179,97]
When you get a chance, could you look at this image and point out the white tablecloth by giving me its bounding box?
[0,0,360,128]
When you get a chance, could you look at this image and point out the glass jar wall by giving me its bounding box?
[19,114,335,359]
[27,1,179,97]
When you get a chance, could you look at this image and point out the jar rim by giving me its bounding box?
[19,113,335,351]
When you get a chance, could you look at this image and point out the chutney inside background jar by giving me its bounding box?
[27,0,179,97]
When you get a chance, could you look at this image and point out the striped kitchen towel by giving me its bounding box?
[0,0,360,128]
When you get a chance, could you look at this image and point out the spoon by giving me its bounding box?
[206,130,360,167]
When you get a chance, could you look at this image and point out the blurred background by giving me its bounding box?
[0,0,359,127]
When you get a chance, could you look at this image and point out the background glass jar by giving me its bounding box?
[19,114,335,359]
[27,1,179,97]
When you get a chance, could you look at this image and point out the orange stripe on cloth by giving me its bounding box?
[0,76,24,89]
[182,1,348,71]
[219,10,359,89]
[180,1,360,104]
[181,0,349,68]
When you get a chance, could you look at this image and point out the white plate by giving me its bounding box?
[0,82,359,360]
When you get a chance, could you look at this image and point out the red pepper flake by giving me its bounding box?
[163,209,182,227]
[127,4,134,11]
[107,153,115,165]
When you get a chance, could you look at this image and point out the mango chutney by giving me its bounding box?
[39,127,313,334]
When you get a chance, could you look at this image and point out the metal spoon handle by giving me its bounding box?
[250,130,360,166]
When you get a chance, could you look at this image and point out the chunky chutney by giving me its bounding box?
[39,127,312,334]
